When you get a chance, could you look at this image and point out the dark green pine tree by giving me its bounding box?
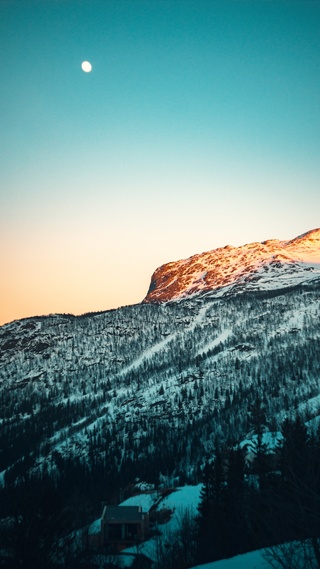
[224,447,249,556]
[197,460,214,562]
[249,397,269,490]
[279,415,314,541]
[197,446,226,563]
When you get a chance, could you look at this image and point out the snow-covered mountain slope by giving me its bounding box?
[144,228,320,303]
[1,279,319,485]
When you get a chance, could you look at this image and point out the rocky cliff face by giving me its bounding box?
[144,228,320,303]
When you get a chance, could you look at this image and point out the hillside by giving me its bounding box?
[0,229,320,567]
[1,277,319,488]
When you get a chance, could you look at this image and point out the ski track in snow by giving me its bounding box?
[118,333,177,376]
[197,329,232,356]
[118,303,212,377]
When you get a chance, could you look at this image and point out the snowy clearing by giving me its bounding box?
[190,548,270,569]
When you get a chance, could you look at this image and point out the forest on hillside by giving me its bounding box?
[0,284,320,567]
[1,413,320,568]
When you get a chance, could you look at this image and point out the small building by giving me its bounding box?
[101,505,150,551]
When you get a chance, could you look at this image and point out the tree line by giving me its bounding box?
[196,408,320,567]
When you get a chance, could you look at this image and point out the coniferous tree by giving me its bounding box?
[224,447,249,555]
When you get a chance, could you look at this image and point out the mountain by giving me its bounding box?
[0,228,319,492]
[144,228,320,303]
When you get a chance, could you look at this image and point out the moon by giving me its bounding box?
[81,61,92,73]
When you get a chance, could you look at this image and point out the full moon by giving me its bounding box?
[81,61,92,72]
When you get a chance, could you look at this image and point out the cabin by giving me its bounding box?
[101,505,149,550]
[100,505,150,551]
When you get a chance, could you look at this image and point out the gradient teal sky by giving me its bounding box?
[1,0,320,325]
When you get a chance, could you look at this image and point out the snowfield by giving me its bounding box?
[120,491,158,512]
[190,549,270,569]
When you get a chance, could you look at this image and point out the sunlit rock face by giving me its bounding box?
[144,228,320,303]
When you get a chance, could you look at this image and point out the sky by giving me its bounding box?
[1,0,320,325]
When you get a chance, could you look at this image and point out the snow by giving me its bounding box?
[240,431,283,455]
[145,228,320,303]
[120,492,158,512]
[88,517,101,535]
[122,485,203,561]
[118,302,210,377]
[298,394,320,417]
[110,553,144,567]
[190,304,211,329]
[119,333,178,375]
[121,485,271,569]
[157,484,203,530]
[198,329,232,356]
[190,548,270,569]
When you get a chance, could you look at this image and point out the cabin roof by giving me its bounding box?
[102,505,146,523]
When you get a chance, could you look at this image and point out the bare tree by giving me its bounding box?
[264,540,319,569]
[154,506,197,569]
